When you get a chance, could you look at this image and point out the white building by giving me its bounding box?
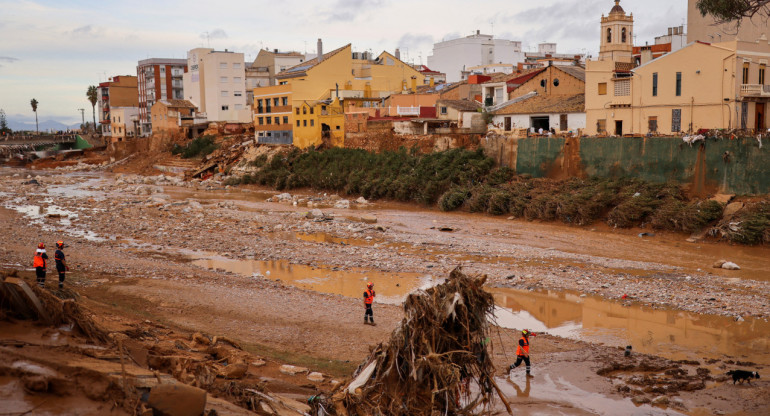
[182,48,251,123]
[427,31,525,83]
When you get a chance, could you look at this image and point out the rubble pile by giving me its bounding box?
[315,268,511,415]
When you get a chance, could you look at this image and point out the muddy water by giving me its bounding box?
[191,255,438,304]
[493,287,770,366]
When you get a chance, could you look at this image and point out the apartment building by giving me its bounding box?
[97,75,139,137]
[110,107,139,142]
[427,31,525,83]
[182,48,250,123]
[136,58,187,136]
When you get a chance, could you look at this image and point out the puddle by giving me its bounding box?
[293,232,376,246]
[2,202,106,242]
[492,287,770,366]
[191,256,438,304]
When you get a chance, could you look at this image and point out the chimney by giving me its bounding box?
[274,48,278,53]
[668,27,673,36]
[317,39,323,62]
[641,48,653,65]
[476,30,480,35]
[395,48,401,60]
[411,76,417,92]
[679,25,684,35]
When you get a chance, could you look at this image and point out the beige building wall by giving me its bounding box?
[510,66,584,100]
[687,0,769,43]
[110,107,139,142]
[183,48,250,123]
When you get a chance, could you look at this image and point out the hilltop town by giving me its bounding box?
[1,1,770,416]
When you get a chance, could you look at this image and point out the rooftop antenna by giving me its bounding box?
[491,20,494,36]
[203,31,210,47]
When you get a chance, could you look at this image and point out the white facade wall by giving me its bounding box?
[183,48,251,123]
[492,113,586,131]
[428,33,525,83]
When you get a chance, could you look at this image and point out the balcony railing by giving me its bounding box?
[740,84,770,97]
[396,106,420,116]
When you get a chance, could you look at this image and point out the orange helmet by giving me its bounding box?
[367,282,374,289]
[38,242,45,249]
[56,241,64,249]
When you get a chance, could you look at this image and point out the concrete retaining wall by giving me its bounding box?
[483,135,769,195]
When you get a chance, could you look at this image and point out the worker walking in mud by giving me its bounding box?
[363,281,375,325]
[509,329,535,377]
[33,243,48,288]
[54,240,69,289]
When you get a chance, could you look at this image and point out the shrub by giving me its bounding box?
[172,135,219,159]
[439,187,471,211]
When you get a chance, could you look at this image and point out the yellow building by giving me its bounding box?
[253,41,424,148]
[586,1,770,135]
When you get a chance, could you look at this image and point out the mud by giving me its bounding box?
[1,163,769,415]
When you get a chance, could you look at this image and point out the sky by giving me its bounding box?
[0,0,687,126]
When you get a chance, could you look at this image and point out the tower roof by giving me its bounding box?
[609,0,624,15]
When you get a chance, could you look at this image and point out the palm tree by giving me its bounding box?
[86,86,98,132]
[30,98,39,134]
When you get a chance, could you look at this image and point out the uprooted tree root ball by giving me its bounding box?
[312,267,512,415]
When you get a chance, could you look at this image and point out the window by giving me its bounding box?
[295,108,300,115]
[606,28,612,43]
[283,116,288,124]
[652,72,658,96]
[267,117,271,124]
[760,64,766,85]
[336,125,340,130]
[235,104,243,110]
[302,107,307,114]
[648,116,658,132]
[274,117,279,124]
[257,99,263,108]
[310,119,314,126]
[273,98,279,106]
[310,107,315,114]
[671,109,681,132]
[597,119,606,133]
[233,77,242,83]
[303,120,307,126]
[614,79,630,96]
[598,82,607,95]
[220,76,228,83]
[440,106,447,115]
[258,117,263,125]
[233,63,241,69]
[675,72,682,96]
[234,91,242,97]
[221,105,229,111]
[621,28,627,43]
[281,97,288,106]
[221,90,228,97]
[743,62,750,84]
[219,62,227,69]
[296,120,300,127]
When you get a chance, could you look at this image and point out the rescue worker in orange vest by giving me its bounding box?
[509,329,535,377]
[363,281,375,325]
[33,243,49,288]
[54,241,69,289]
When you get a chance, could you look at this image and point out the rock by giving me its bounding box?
[631,396,651,405]
[712,259,727,268]
[307,209,324,219]
[334,199,350,209]
[359,215,377,224]
[279,364,308,375]
[721,261,740,270]
[709,194,734,204]
[251,359,266,367]
[148,383,207,416]
[355,197,369,204]
[222,362,248,379]
[188,201,203,210]
[307,372,324,382]
[22,375,49,392]
[722,202,744,219]
[651,396,670,406]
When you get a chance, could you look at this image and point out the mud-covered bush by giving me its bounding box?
[171,135,218,159]
[438,187,471,211]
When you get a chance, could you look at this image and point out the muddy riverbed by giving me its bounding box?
[1,166,769,415]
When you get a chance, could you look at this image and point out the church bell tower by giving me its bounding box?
[599,0,634,62]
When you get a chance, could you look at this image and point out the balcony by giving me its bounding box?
[396,106,420,116]
[740,84,770,98]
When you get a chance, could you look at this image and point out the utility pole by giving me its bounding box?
[78,108,85,127]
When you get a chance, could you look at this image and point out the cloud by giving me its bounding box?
[0,56,19,63]
[201,29,228,40]
[397,33,434,50]
[69,25,99,36]
[326,0,387,21]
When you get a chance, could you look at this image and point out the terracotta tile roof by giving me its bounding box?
[437,99,482,112]
[159,99,196,109]
[492,93,584,115]
[277,44,351,78]
[557,66,585,82]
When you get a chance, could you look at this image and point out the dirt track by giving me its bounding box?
[1,165,769,415]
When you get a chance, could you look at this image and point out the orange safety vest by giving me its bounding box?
[516,336,529,356]
[364,289,375,305]
[33,253,46,269]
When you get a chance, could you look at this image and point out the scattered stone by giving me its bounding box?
[631,396,651,405]
[359,215,377,224]
[722,202,744,219]
[334,199,350,209]
[148,383,207,416]
[721,261,740,270]
[355,197,368,204]
[22,375,49,392]
[307,209,324,219]
[651,396,670,406]
[279,364,308,375]
[251,359,266,367]
[709,194,734,205]
[307,372,324,382]
[712,259,727,268]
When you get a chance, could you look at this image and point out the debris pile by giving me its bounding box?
[314,268,510,415]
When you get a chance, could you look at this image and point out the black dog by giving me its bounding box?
[726,370,760,384]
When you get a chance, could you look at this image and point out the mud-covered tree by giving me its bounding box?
[30,98,39,134]
[0,109,11,135]
[697,0,770,23]
[86,86,98,133]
